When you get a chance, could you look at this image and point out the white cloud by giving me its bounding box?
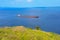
[27,0,32,2]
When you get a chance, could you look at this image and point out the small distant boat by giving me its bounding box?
[17,14,39,18]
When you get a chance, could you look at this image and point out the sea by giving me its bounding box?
[0,7,60,34]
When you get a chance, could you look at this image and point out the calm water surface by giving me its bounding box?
[0,7,60,34]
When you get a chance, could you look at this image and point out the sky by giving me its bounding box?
[0,0,60,8]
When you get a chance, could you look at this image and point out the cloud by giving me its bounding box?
[27,0,32,2]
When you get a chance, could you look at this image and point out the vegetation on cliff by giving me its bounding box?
[0,26,60,40]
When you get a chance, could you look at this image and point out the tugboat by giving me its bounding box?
[17,14,39,18]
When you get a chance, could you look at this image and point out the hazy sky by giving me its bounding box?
[0,0,60,7]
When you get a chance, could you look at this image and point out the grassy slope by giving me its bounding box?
[0,26,60,40]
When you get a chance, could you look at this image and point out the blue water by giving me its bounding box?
[0,7,60,34]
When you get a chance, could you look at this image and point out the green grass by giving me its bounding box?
[0,26,60,40]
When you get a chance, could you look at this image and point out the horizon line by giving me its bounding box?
[0,6,60,8]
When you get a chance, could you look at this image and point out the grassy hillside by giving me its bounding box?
[0,26,60,40]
